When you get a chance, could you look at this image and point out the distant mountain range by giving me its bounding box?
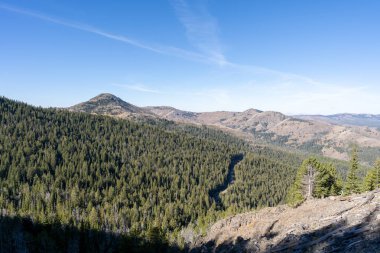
[295,114,380,128]
[69,93,380,162]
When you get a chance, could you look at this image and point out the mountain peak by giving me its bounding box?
[69,93,153,118]
[242,108,263,114]
[89,93,122,102]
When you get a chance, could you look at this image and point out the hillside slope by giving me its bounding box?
[2,95,314,248]
[190,190,380,253]
[0,96,242,238]
[69,93,155,119]
[149,106,380,161]
[69,94,380,162]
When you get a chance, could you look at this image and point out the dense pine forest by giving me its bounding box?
[221,152,302,212]
[0,96,375,252]
[0,97,244,238]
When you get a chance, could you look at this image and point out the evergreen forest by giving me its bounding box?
[0,96,377,252]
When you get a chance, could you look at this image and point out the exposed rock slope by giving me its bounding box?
[148,106,380,161]
[190,190,380,253]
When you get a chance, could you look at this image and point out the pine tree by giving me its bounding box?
[89,207,99,230]
[287,157,342,207]
[363,159,380,191]
[345,147,361,195]
[314,163,342,198]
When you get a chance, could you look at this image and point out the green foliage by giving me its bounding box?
[249,129,323,154]
[0,97,242,238]
[286,158,316,207]
[363,159,380,191]
[345,147,361,194]
[314,163,343,198]
[1,96,367,249]
[287,157,342,207]
[286,184,305,208]
[221,151,303,212]
[359,146,380,166]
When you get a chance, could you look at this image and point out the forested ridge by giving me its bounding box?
[0,96,365,252]
[0,97,245,240]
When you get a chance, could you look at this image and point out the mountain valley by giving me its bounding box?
[0,94,379,252]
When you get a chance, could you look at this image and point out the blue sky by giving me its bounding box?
[1,0,380,114]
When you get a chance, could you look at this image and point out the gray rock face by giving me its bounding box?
[189,190,380,253]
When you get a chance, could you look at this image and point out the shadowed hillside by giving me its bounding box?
[0,215,180,253]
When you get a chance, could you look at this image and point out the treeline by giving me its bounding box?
[2,96,377,251]
[155,121,249,149]
[0,97,244,242]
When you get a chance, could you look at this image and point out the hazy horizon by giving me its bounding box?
[3,92,380,117]
[1,0,380,114]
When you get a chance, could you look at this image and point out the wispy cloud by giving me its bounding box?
[1,2,330,87]
[112,83,163,94]
[169,0,332,87]
[226,62,326,86]
[0,3,211,63]
[0,4,162,52]
[3,2,368,115]
[170,0,226,65]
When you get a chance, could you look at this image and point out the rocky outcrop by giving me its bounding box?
[190,190,380,253]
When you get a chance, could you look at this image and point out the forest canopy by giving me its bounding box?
[0,96,361,250]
